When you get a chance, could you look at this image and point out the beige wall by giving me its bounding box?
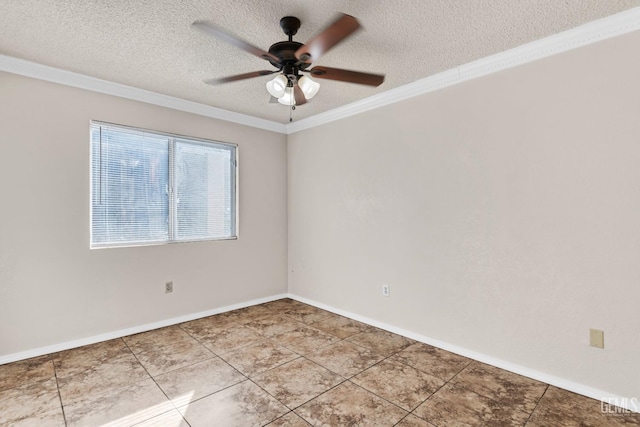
[288,30,640,398]
[0,72,288,356]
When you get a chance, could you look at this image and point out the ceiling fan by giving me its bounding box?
[192,13,385,107]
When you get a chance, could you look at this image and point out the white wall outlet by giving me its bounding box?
[382,284,390,297]
[165,281,173,294]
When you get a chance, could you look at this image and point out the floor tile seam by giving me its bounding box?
[246,376,300,412]
[300,351,364,381]
[173,377,253,410]
[386,354,465,384]
[446,376,544,415]
[392,413,413,427]
[234,312,278,325]
[59,376,177,427]
[129,409,193,427]
[244,355,304,380]
[177,322,268,359]
[346,379,413,415]
[126,380,190,427]
[261,355,348,392]
[124,341,211,360]
[344,346,399,382]
[458,360,550,391]
[268,334,341,357]
[348,341,416,376]
[305,318,370,340]
[280,377,351,413]
[393,413,439,427]
[204,347,251,381]
[342,335,383,353]
[176,319,238,343]
[406,382,448,425]
[118,336,177,416]
[428,379,534,421]
[147,357,223,380]
[58,371,161,410]
[56,361,162,409]
[52,365,69,427]
[523,384,551,425]
[343,336,413,356]
[210,336,274,358]
[56,358,149,388]
[51,338,134,379]
[348,369,439,414]
[51,337,128,359]
[125,331,215,355]
[167,374,247,409]
[258,410,299,427]
[285,320,342,337]
[148,355,250,405]
[349,355,448,406]
[407,358,476,424]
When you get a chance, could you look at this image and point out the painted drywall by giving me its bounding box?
[288,30,640,398]
[0,72,288,357]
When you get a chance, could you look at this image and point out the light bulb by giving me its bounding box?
[266,75,288,98]
[298,76,320,99]
[277,87,295,105]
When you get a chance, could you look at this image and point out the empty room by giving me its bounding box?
[1,1,639,426]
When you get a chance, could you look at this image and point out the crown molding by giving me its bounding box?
[0,54,287,134]
[285,6,640,134]
[1,7,638,136]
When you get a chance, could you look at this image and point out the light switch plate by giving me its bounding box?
[590,329,604,349]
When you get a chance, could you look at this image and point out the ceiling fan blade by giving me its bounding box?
[192,20,280,63]
[204,70,278,85]
[295,13,360,64]
[293,84,307,105]
[308,66,384,86]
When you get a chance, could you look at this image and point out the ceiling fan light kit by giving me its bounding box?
[277,86,295,106]
[298,76,320,100]
[192,12,385,112]
[266,74,288,98]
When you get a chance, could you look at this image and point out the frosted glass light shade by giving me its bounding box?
[277,87,295,105]
[266,75,288,98]
[298,76,320,99]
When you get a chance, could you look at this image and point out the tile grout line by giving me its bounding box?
[51,358,69,427]
[122,327,250,414]
[406,357,475,425]
[523,384,551,426]
[9,299,609,426]
[446,360,543,419]
[120,337,190,425]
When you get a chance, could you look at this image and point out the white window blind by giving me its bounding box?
[90,122,236,248]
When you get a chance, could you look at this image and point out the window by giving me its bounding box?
[90,121,236,248]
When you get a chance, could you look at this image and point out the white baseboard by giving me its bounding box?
[0,293,288,366]
[287,293,639,414]
[2,292,637,414]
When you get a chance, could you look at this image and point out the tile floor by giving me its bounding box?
[1,298,639,426]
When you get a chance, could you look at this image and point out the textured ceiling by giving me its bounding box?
[1,1,639,124]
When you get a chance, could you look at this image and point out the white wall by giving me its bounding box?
[0,72,288,357]
[288,30,640,398]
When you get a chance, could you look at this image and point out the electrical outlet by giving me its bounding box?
[382,284,390,297]
[165,281,173,294]
[590,328,604,349]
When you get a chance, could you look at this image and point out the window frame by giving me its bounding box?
[89,120,238,249]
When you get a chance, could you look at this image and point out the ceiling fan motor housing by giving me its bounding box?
[280,16,301,37]
[268,41,308,70]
